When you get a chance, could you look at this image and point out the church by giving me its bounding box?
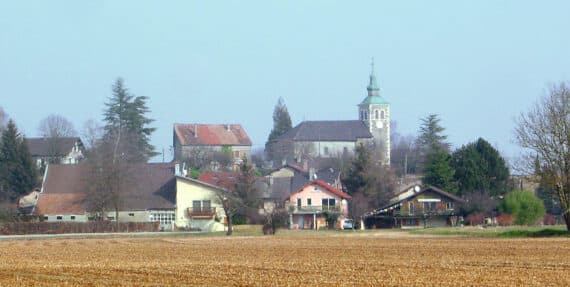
[272,61,390,166]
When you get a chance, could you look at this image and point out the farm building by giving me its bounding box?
[365,185,463,229]
[33,163,228,232]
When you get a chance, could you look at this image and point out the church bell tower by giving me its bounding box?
[358,58,390,165]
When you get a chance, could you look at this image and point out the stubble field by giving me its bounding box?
[0,231,569,286]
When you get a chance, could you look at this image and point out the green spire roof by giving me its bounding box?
[360,57,388,105]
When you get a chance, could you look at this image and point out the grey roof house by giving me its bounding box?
[26,137,84,169]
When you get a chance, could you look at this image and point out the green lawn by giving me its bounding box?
[408,225,570,238]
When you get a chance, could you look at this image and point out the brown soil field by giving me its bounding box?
[0,232,569,286]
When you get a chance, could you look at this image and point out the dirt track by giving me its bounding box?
[0,232,568,286]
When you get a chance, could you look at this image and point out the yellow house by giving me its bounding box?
[175,176,227,232]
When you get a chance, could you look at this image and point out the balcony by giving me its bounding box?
[394,207,455,217]
[288,205,340,214]
[187,207,216,218]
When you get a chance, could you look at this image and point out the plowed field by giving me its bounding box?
[0,232,568,286]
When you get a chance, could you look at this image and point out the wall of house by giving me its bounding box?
[288,184,349,217]
[270,167,295,178]
[175,178,225,232]
[43,214,89,222]
[176,145,251,163]
[293,141,356,159]
[399,191,455,214]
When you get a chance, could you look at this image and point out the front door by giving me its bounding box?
[297,216,304,229]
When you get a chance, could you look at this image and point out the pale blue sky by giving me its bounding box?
[1,1,569,163]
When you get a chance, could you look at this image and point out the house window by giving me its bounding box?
[149,211,175,226]
[192,200,212,213]
[446,202,453,209]
[56,216,63,220]
[107,216,115,221]
[322,198,336,210]
[307,198,312,206]
[409,202,414,214]
[374,110,379,119]
[232,151,240,158]
[381,110,385,119]
[43,216,48,221]
[423,202,436,212]
[297,198,301,207]
[70,216,76,220]
[128,213,135,217]
[324,146,329,155]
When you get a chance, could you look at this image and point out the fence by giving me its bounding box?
[0,221,160,235]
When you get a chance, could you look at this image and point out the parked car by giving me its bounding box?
[342,219,354,230]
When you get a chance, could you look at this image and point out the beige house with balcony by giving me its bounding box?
[174,175,226,232]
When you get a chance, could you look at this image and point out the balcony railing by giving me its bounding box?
[288,205,340,213]
[394,207,455,217]
[187,207,216,218]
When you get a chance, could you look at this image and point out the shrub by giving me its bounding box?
[322,211,340,230]
[543,214,557,225]
[499,190,545,225]
[496,213,514,226]
[459,190,496,216]
[465,212,485,226]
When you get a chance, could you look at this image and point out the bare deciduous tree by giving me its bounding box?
[38,114,77,138]
[85,132,136,228]
[515,82,570,230]
[81,119,103,150]
[261,199,288,235]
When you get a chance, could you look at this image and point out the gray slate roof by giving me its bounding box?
[37,163,177,215]
[26,137,82,157]
[277,121,372,142]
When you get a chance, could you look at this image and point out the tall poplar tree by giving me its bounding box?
[265,97,292,160]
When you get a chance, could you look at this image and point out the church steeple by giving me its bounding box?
[367,57,379,96]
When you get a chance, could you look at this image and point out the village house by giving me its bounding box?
[172,123,252,168]
[247,162,341,216]
[174,174,227,232]
[287,179,351,230]
[365,185,464,229]
[33,162,228,232]
[26,137,84,169]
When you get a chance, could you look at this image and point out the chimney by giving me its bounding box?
[309,168,316,180]
[194,124,198,138]
[175,163,181,176]
[226,124,231,132]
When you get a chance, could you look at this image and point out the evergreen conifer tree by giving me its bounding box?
[0,120,36,201]
[265,97,292,161]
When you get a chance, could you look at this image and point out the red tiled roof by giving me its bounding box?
[198,172,239,190]
[174,123,252,146]
[291,179,352,199]
[35,193,87,214]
